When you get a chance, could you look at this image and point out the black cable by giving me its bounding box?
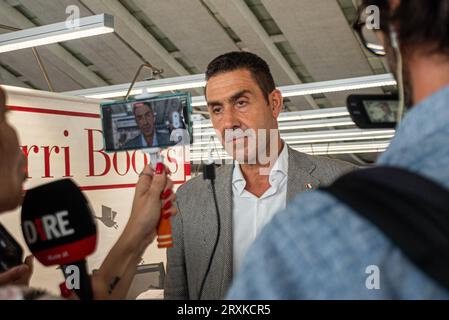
[198,163,220,300]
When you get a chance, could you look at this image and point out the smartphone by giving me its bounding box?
[0,223,24,273]
[347,94,399,129]
[100,92,193,152]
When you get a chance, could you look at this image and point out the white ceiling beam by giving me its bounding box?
[65,74,206,99]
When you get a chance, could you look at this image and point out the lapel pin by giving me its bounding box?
[306,183,313,190]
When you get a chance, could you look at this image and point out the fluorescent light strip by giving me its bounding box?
[191,128,395,147]
[65,74,206,99]
[292,142,390,152]
[63,74,395,101]
[190,147,388,159]
[191,74,396,107]
[282,78,396,98]
[189,147,387,159]
[278,107,349,122]
[190,135,393,152]
[193,118,356,138]
[0,14,114,53]
[193,107,350,129]
[280,128,395,140]
[293,148,387,156]
[190,141,390,159]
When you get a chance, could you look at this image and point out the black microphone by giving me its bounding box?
[21,179,97,300]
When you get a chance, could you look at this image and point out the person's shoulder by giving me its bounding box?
[281,190,350,226]
[289,148,357,170]
[228,190,387,299]
[176,164,232,200]
[257,190,392,271]
[310,153,358,172]
[289,148,357,184]
[176,174,207,198]
[267,190,381,251]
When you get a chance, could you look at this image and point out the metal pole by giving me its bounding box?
[31,47,54,92]
[125,63,163,101]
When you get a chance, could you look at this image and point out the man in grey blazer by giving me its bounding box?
[164,52,356,300]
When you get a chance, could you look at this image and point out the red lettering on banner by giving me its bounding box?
[131,151,150,174]
[62,130,73,177]
[11,106,189,188]
[86,129,111,177]
[42,146,60,178]
[112,152,130,176]
[21,145,39,178]
[166,148,179,176]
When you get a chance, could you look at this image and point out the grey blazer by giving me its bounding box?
[164,147,357,300]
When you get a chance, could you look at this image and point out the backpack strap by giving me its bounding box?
[321,166,449,291]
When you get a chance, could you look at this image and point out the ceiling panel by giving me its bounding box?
[78,0,191,78]
[262,0,383,106]
[132,0,238,72]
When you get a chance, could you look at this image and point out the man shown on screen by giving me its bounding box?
[124,102,170,149]
[379,103,395,122]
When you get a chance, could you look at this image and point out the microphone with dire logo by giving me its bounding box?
[21,179,97,300]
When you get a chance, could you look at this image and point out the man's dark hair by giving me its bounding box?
[133,102,154,116]
[205,51,276,102]
[361,0,449,55]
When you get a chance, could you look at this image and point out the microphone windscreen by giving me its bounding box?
[21,179,97,266]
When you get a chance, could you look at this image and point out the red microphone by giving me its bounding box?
[21,179,97,300]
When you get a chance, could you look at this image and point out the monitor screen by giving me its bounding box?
[100,93,193,152]
[363,100,398,123]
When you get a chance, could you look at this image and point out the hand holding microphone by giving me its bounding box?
[129,162,176,249]
[21,179,97,300]
[17,162,175,300]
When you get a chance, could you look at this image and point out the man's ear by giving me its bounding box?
[269,89,283,119]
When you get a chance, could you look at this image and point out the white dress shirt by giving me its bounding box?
[232,145,289,274]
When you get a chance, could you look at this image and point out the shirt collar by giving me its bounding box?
[232,142,289,194]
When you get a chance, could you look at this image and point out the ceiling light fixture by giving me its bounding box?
[0,14,114,53]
